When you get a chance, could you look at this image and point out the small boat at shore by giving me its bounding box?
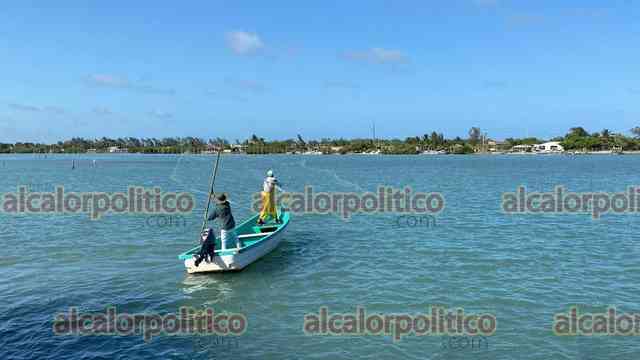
[179,208,290,273]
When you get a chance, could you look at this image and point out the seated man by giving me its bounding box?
[208,193,240,250]
[194,228,215,267]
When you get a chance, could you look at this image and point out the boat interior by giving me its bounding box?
[179,209,289,260]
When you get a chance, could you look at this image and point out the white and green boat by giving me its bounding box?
[178,208,290,273]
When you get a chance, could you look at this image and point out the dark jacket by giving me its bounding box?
[195,230,216,266]
[208,201,236,231]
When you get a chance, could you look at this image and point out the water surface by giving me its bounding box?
[1,154,639,359]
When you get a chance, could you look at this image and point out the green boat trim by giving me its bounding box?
[178,208,290,260]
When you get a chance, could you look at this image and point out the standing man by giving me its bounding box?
[208,193,240,250]
[258,169,280,225]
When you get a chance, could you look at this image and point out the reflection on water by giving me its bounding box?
[2,154,640,359]
[180,273,234,301]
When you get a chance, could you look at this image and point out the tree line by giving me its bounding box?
[2,127,640,154]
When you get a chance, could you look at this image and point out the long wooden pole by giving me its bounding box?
[200,149,223,236]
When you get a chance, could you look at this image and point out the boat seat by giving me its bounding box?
[252,226,278,233]
[238,231,274,239]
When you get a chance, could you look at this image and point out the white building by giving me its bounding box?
[533,142,564,153]
[230,144,247,153]
[108,146,128,153]
[511,144,533,152]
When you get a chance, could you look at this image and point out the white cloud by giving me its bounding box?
[371,48,408,63]
[45,106,65,115]
[86,74,129,88]
[205,90,250,103]
[85,74,175,95]
[323,81,360,90]
[342,48,409,64]
[149,110,173,120]
[483,80,508,89]
[506,14,546,26]
[228,79,267,93]
[7,103,67,116]
[8,103,41,112]
[225,31,264,55]
[473,0,498,7]
[93,107,113,116]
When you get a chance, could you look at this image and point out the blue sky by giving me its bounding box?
[1,0,639,143]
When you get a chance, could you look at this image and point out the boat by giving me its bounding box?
[178,208,290,273]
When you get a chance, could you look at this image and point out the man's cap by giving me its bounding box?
[215,193,227,202]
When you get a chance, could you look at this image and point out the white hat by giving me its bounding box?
[267,169,274,177]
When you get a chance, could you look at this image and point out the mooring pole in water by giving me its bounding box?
[200,149,223,236]
[72,159,75,170]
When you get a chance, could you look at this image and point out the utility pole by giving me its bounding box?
[372,121,376,150]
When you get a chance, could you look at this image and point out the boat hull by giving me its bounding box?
[180,208,290,274]
[184,228,286,273]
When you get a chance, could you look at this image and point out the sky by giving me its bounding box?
[1,0,639,143]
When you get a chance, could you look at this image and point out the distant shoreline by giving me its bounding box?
[2,127,638,155]
[2,151,640,156]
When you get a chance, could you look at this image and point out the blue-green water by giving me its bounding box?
[1,154,640,359]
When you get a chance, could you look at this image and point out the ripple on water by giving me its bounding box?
[3,155,640,359]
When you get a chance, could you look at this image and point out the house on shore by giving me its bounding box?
[231,144,247,153]
[533,142,564,153]
[511,144,533,153]
[487,139,507,152]
[108,146,128,153]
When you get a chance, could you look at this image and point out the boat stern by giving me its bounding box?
[184,253,244,273]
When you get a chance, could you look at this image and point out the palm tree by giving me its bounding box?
[468,127,481,145]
